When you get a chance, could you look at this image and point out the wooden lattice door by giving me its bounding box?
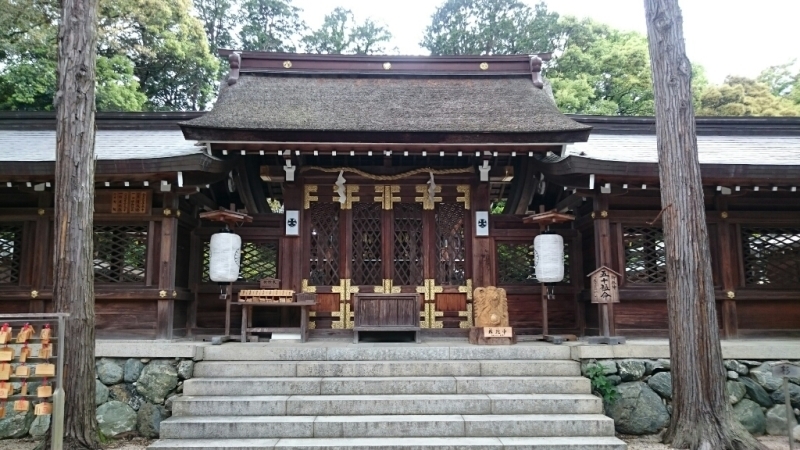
[303,183,473,330]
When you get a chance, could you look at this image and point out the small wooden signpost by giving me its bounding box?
[771,361,800,450]
[586,266,625,345]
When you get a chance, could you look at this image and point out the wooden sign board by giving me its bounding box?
[588,266,620,304]
[483,327,512,338]
[771,361,800,378]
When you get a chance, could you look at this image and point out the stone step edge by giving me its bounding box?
[173,393,601,402]
[148,436,627,449]
[161,413,614,424]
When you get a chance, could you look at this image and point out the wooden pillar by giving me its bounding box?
[593,194,616,335]
[471,183,494,288]
[715,196,738,339]
[30,194,53,313]
[281,183,303,292]
[186,230,201,335]
[157,193,179,340]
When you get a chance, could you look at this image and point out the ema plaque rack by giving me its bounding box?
[0,313,68,450]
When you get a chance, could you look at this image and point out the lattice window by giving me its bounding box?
[352,202,382,286]
[497,242,535,284]
[0,225,23,284]
[240,242,278,282]
[436,203,466,286]
[624,227,666,284]
[93,225,147,283]
[497,240,571,285]
[393,203,424,286]
[742,227,800,286]
[309,202,341,286]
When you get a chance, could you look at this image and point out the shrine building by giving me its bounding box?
[0,51,798,341]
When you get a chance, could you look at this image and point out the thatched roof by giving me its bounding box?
[182,74,590,139]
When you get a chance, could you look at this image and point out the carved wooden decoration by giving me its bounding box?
[588,266,621,304]
[111,191,150,214]
[473,286,509,327]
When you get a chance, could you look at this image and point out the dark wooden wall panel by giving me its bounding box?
[95,300,157,339]
[738,301,800,330]
[506,293,577,331]
[175,225,192,288]
[0,301,32,314]
[436,293,466,312]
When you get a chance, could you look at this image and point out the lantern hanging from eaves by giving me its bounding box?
[209,229,241,283]
[533,233,564,283]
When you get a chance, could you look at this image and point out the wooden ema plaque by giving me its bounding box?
[111,191,150,214]
[588,266,620,304]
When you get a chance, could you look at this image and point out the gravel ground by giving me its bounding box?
[0,436,794,449]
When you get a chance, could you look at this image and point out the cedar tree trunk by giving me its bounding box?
[54,0,101,447]
[643,1,765,449]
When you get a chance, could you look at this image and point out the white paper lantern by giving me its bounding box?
[209,232,241,282]
[534,234,564,283]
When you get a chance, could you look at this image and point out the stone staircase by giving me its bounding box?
[149,342,626,450]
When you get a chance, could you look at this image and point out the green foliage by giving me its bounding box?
[547,18,655,115]
[99,0,219,111]
[584,363,618,404]
[698,76,800,116]
[420,2,659,115]
[0,0,217,111]
[192,0,236,55]
[96,55,148,111]
[238,0,305,52]
[302,7,392,55]
[422,0,560,56]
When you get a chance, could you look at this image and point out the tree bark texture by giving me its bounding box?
[54,0,100,447]
[643,1,765,449]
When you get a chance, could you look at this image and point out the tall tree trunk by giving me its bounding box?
[643,1,764,449]
[54,0,100,447]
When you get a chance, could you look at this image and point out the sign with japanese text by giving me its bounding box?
[483,327,512,338]
[771,362,800,378]
[589,266,620,304]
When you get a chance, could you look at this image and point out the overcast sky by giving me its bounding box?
[291,0,800,83]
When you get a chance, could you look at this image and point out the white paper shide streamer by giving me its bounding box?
[209,232,242,282]
[335,171,347,204]
[533,234,564,283]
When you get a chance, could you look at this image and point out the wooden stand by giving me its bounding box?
[238,299,316,343]
[522,208,577,345]
[468,327,517,345]
[201,207,253,346]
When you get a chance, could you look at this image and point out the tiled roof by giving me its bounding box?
[566,134,800,165]
[0,130,203,162]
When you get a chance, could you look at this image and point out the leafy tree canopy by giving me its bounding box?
[698,75,800,116]
[237,0,305,51]
[757,59,800,106]
[0,0,217,111]
[302,7,392,55]
[422,0,560,56]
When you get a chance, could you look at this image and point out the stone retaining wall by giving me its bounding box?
[0,357,194,440]
[583,358,800,439]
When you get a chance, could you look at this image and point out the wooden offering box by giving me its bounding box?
[353,293,422,343]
